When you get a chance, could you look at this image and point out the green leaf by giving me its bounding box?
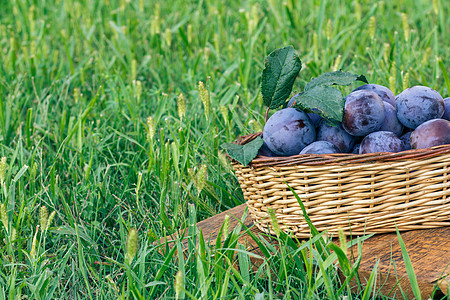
[221,137,264,166]
[261,46,302,109]
[293,86,345,124]
[305,70,368,91]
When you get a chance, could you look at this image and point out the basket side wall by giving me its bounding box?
[233,155,450,238]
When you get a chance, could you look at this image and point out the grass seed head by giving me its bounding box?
[204,47,211,65]
[432,0,439,14]
[268,208,280,237]
[47,211,56,230]
[391,61,397,79]
[218,151,232,172]
[354,0,361,20]
[402,71,410,91]
[333,55,342,71]
[11,227,17,242]
[10,37,15,53]
[220,106,228,124]
[30,225,39,259]
[401,13,410,42]
[338,227,347,255]
[223,214,230,237]
[174,270,184,299]
[326,19,332,40]
[248,3,259,33]
[197,164,208,194]
[74,88,81,103]
[214,33,220,54]
[313,32,319,60]
[198,81,210,120]
[165,28,172,47]
[136,171,143,195]
[133,80,142,103]
[147,116,155,141]
[0,157,8,184]
[389,75,396,95]
[369,16,376,40]
[0,203,8,229]
[150,16,160,36]
[188,164,208,194]
[126,228,138,265]
[187,24,193,43]
[150,4,161,35]
[39,206,48,232]
[177,93,186,120]
[379,1,385,12]
[131,59,137,81]
[383,43,391,63]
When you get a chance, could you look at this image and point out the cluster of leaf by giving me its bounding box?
[223,46,367,166]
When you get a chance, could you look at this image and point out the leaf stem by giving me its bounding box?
[264,108,270,123]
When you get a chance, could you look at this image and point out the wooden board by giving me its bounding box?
[160,203,450,298]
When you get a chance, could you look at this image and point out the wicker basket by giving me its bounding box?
[232,132,450,238]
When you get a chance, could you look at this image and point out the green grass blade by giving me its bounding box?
[361,260,379,300]
[396,228,422,300]
[316,252,338,300]
[149,246,177,297]
[286,183,329,259]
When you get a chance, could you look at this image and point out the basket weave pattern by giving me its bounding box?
[232,133,450,238]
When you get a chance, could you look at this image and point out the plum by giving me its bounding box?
[353,84,396,107]
[307,112,323,127]
[316,120,355,153]
[399,131,412,151]
[395,86,444,129]
[359,131,403,154]
[263,108,316,156]
[342,90,386,136]
[300,141,340,154]
[443,97,450,121]
[410,119,450,149]
[380,102,403,136]
[258,142,277,157]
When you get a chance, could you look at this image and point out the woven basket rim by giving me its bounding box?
[234,132,450,167]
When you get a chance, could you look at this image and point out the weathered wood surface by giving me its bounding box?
[160,203,449,298]
[351,226,450,298]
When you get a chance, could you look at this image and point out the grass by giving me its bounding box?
[0,0,449,298]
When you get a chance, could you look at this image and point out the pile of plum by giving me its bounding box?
[260,84,450,156]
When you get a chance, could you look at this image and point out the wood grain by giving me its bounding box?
[350,226,450,298]
[159,203,449,298]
